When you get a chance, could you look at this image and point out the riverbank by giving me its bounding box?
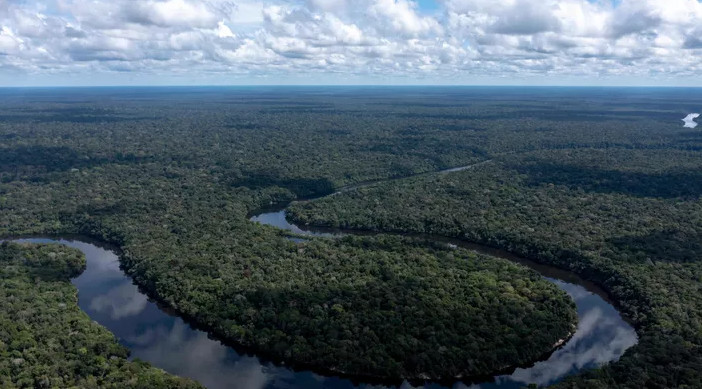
[8,233,630,388]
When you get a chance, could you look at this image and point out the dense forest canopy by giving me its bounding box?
[289,149,702,388]
[0,87,701,387]
[0,242,202,388]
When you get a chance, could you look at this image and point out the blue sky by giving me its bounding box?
[1,0,701,86]
[416,0,440,13]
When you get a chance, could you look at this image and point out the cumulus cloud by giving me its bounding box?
[369,0,442,36]
[0,0,701,84]
[126,0,222,28]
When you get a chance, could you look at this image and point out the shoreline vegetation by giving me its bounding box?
[1,88,700,387]
[288,149,702,388]
[2,228,579,383]
[0,242,202,388]
[3,234,580,387]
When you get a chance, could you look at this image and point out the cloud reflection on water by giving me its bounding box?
[126,321,272,389]
[25,238,637,389]
[89,282,149,319]
[470,280,638,389]
[497,308,637,387]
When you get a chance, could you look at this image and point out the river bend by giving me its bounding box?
[10,163,637,388]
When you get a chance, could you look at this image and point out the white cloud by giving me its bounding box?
[369,0,442,36]
[228,1,265,24]
[217,21,236,38]
[0,26,23,54]
[127,0,222,28]
[0,0,701,84]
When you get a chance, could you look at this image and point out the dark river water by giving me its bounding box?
[13,226,636,389]
[7,161,638,389]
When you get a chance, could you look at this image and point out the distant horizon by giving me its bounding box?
[3,84,702,89]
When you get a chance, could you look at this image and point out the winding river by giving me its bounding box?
[10,164,638,389]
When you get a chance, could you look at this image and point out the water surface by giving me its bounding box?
[682,113,699,128]
[249,213,638,388]
[12,227,636,389]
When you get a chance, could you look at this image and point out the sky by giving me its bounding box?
[1,0,701,86]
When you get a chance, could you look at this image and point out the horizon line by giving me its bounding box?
[2,84,702,89]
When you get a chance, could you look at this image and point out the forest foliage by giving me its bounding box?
[1,87,701,386]
[290,148,702,388]
[0,88,579,381]
[0,242,202,388]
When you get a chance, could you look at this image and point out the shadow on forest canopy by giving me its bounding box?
[515,161,702,199]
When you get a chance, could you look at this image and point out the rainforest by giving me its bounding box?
[0,86,700,388]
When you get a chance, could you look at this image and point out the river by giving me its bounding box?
[8,162,637,389]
